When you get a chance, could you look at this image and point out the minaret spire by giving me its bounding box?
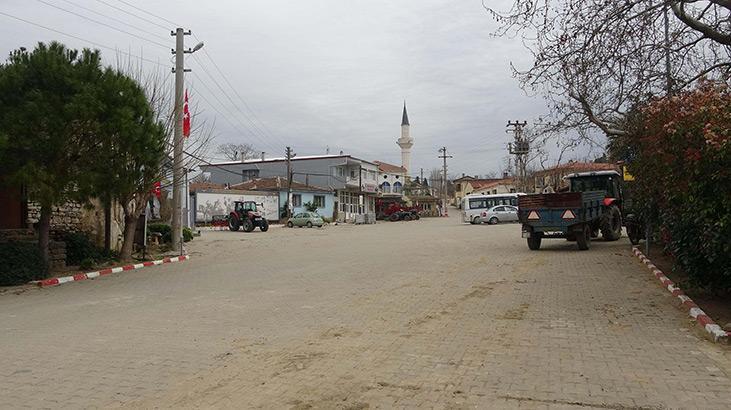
[397,101,414,173]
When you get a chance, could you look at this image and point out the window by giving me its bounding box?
[336,167,345,177]
[350,169,357,178]
[494,206,506,212]
[383,174,388,179]
[292,194,302,207]
[381,182,391,193]
[457,183,462,192]
[369,170,376,180]
[314,195,325,208]
[393,181,403,193]
[241,169,259,181]
[469,198,487,209]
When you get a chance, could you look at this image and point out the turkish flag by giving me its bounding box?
[152,181,161,198]
[183,89,190,138]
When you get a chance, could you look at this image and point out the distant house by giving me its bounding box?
[231,176,335,220]
[453,174,514,207]
[532,161,618,193]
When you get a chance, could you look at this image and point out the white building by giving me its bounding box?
[374,161,407,198]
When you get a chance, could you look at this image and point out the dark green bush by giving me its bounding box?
[183,226,193,242]
[64,232,102,266]
[79,257,95,270]
[148,223,171,243]
[0,241,47,286]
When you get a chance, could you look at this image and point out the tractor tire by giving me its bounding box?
[260,219,269,232]
[306,221,313,228]
[403,214,412,221]
[527,233,542,250]
[601,205,623,241]
[228,217,240,231]
[243,219,254,232]
[389,214,400,222]
[489,217,499,225]
[577,225,591,250]
[287,221,294,228]
[566,234,576,241]
[414,214,420,220]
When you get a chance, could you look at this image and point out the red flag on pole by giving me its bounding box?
[183,89,191,138]
[152,181,161,198]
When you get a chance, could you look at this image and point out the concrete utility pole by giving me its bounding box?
[285,146,295,218]
[507,120,529,193]
[438,147,452,217]
[170,28,202,253]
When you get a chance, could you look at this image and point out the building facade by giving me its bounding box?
[231,177,335,220]
[200,154,378,223]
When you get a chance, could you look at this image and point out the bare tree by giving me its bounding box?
[216,142,257,161]
[114,56,214,259]
[484,1,731,138]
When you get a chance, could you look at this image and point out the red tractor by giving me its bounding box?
[384,203,420,222]
[228,201,269,232]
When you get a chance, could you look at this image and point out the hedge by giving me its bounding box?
[0,241,47,286]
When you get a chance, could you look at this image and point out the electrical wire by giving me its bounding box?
[56,0,170,44]
[115,0,180,28]
[35,0,169,49]
[93,0,170,31]
[0,11,167,67]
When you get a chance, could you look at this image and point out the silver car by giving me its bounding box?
[479,205,519,224]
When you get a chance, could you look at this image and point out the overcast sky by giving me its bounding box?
[1,0,600,177]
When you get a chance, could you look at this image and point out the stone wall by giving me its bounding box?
[27,201,83,233]
[49,240,66,271]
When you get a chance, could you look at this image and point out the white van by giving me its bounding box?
[461,193,524,224]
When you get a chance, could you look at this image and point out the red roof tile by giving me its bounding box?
[373,161,407,174]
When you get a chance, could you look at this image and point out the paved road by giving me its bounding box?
[1,214,730,409]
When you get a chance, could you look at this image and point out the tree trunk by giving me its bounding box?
[119,209,137,261]
[38,204,52,272]
[104,199,111,253]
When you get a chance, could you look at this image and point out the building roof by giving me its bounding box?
[401,102,409,126]
[199,154,377,168]
[470,178,514,190]
[189,182,225,192]
[230,176,332,193]
[533,161,617,177]
[373,160,407,174]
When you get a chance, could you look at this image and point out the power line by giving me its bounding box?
[0,11,167,67]
[189,67,280,154]
[56,0,170,43]
[93,0,170,31]
[189,72,279,153]
[115,0,180,28]
[35,0,169,49]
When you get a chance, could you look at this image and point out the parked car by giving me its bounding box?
[287,212,324,228]
[479,205,519,224]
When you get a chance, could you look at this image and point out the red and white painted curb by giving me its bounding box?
[632,247,729,343]
[34,255,189,287]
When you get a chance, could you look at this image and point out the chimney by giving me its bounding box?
[503,171,509,179]
[462,173,465,178]
[339,150,344,155]
[261,151,265,161]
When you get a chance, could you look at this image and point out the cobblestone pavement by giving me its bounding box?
[1,214,730,409]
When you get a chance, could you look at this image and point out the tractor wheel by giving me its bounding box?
[228,216,240,231]
[260,219,269,232]
[527,233,542,250]
[403,214,412,221]
[306,221,313,228]
[389,214,400,222]
[601,205,622,241]
[243,218,254,232]
[414,214,420,220]
[566,233,577,241]
[489,217,499,225]
[287,221,294,228]
[577,225,591,250]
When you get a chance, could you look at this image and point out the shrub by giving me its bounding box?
[183,226,193,242]
[64,232,102,266]
[79,257,95,270]
[615,81,731,290]
[148,223,171,243]
[0,241,47,286]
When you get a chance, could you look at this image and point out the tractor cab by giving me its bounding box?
[566,170,623,208]
[234,201,258,214]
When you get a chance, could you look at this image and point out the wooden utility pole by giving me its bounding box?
[285,146,295,218]
[438,147,452,217]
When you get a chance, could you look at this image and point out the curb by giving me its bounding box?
[632,247,729,343]
[34,255,189,288]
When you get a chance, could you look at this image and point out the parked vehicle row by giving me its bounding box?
[462,193,524,224]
